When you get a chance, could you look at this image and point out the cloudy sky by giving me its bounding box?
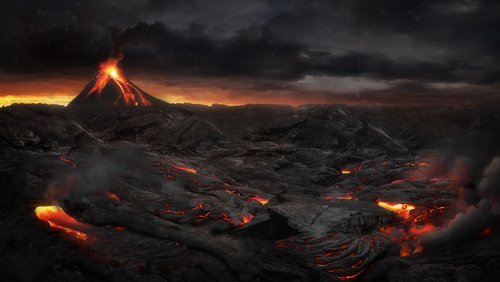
[1,0,499,106]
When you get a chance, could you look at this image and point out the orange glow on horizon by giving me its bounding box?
[1,72,366,107]
[82,60,152,106]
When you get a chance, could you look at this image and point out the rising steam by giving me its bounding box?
[421,157,500,243]
[46,144,153,203]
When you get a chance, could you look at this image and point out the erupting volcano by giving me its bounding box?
[69,60,166,106]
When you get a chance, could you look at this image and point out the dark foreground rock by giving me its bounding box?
[0,102,499,282]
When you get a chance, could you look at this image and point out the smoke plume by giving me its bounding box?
[108,26,125,64]
[421,157,500,243]
[45,143,154,203]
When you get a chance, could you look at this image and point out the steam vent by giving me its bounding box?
[69,60,167,106]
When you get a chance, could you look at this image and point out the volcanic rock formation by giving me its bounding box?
[69,60,167,106]
[1,102,500,282]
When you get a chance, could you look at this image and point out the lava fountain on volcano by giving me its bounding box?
[81,60,152,106]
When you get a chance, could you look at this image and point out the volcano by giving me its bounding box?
[69,60,167,106]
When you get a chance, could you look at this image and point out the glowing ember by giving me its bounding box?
[477,226,493,237]
[60,156,77,167]
[167,162,197,173]
[341,165,361,174]
[324,194,352,200]
[35,205,94,241]
[82,60,152,106]
[239,213,254,224]
[106,191,120,201]
[373,159,392,167]
[412,242,424,254]
[333,269,366,280]
[400,244,412,256]
[377,201,415,220]
[248,196,271,205]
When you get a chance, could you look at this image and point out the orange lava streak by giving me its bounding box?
[60,156,77,167]
[106,191,120,201]
[330,268,366,280]
[324,250,344,257]
[341,165,361,174]
[35,205,93,241]
[324,194,352,200]
[248,196,271,205]
[373,159,392,167]
[377,201,415,220]
[239,213,254,224]
[351,259,364,268]
[82,60,152,106]
[400,244,412,257]
[167,162,197,173]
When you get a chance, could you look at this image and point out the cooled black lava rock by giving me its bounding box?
[1,102,500,282]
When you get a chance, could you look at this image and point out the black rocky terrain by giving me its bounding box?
[0,102,499,282]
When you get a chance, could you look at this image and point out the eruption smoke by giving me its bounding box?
[108,26,125,65]
[422,157,500,244]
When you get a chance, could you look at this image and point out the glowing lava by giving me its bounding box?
[342,165,361,174]
[324,194,352,200]
[167,162,197,173]
[60,156,77,167]
[106,191,120,201]
[82,60,152,106]
[239,213,254,224]
[35,205,94,241]
[248,196,271,205]
[400,244,412,257]
[377,201,415,220]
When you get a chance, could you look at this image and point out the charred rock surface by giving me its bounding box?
[0,102,500,281]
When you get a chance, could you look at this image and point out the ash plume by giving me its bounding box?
[108,26,125,64]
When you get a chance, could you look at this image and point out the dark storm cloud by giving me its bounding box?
[258,0,500,83]
[105,21,490,85]
[1,0,499,105]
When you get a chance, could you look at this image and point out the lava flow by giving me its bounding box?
[166,162,197,173]
[377,201,415,220]
[248,196,271,205]
[342,165,361,174]
[60,156,77,167]
[35,205,94,241]
[106,191,120,201]
[377,200,441,257]
[82,60,152,106]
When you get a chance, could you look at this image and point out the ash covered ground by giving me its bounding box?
[1,102,500,282]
